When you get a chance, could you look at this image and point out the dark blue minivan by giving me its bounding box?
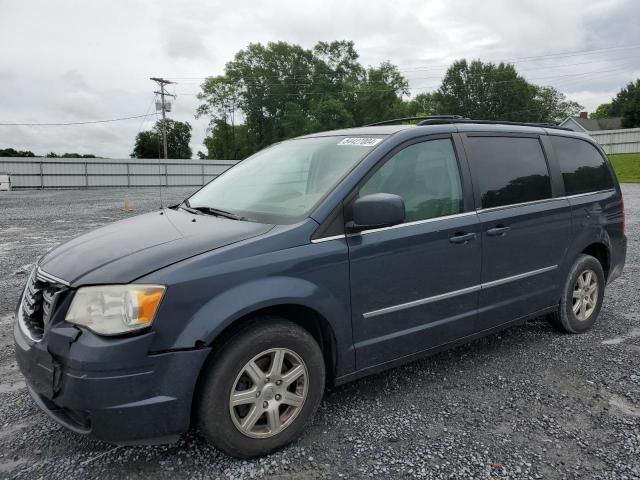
[15,118,626,457]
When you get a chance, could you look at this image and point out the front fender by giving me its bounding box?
[172,275,355,377]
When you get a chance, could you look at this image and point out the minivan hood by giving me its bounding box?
[39,208,273,285]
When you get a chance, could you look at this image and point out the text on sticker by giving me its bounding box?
[337,138,383,146]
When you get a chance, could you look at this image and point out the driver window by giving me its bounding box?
[359,139,463,222]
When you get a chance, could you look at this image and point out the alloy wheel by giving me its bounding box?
[572,269,599,321]
[229,348,308,438]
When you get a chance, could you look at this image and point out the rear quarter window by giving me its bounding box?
[465,136,552,209]
[550,136,614,195]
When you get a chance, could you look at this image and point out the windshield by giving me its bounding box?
[187,136,385,224]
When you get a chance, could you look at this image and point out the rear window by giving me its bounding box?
[465,136,552,209]
[550,136,614,195]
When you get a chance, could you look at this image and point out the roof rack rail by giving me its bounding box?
[416,118,572,131]
[366,115,466,126]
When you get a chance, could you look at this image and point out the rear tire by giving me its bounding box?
[197,317,325,458]
[548,254,605,333]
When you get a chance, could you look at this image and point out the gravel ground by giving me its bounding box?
[0,186,638,480]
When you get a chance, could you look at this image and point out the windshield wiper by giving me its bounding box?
[182,199,247,221]
[193,206,247,221]
[178,200,203,215]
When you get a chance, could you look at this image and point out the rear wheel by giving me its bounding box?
[197,318,325,458]
[548,254,605,333]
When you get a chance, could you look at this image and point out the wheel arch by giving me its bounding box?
[189,302,339,429]
[581,242,611,280]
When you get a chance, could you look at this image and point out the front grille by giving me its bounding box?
[19,269,66,341]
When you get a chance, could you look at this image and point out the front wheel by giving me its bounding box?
[197,318,325,458]
[548,254,606,333]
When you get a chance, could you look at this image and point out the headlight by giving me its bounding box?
[65,285,166,335]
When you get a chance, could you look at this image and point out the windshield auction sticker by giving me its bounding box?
[337,137,383,146]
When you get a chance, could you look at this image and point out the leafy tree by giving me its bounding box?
[435,60,536,121]
[591,80,640,127]
[590,103,612,119]
[196,44,585,158]
[46,152,59,157]
[131,131,159,159]
[611,80,640,127]
[404,92,440,117]
[197,41,409,158]
[352,62,409,125]
[530,86,583,124]
[434,59,582,123]
[203,121,255,159]
[131,119,193,159]
[0,148,35,157]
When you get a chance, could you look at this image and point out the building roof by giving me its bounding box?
[560,116,623,132]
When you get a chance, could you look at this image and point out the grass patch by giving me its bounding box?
[609,153,640,183]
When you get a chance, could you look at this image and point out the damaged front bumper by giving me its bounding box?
[14,318,211,444]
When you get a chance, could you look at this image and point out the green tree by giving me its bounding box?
[131,119,193,159]
[352,61,409,125]
[434,59,582,123]
[0,148,35,157]
[203,120,255,159]
[435,60,536,121]
[404,92,441,117]
[590,103,612,119]
[609,79,640,127]
[196,40,410,158]
[530,86,583,124]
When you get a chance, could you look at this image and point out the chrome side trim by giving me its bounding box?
[36,268,70,287]
[480,265,557,289]
[363,284,482,319]
[356,211,477,237]
[311,234,346,244]
[363,264,558,319]
[476,197,562,213]
[565,189,614,199]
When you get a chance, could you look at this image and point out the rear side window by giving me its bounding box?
[550,136,614,195]
[466,136,551,209]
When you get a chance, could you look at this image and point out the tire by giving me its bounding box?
[197,317,325,458]
[548,254,606,333]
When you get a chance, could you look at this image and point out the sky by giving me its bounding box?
[0,0,639,158]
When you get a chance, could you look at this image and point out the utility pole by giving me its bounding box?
[150,77,175,159]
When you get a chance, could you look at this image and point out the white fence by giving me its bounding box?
[0,158,238,190]
[589,128,640,155]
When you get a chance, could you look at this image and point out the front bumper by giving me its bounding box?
[14,320,211,444]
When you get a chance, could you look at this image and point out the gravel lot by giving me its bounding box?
[0,185,639,480]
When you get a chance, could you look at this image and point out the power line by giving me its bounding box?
[174,63,637,99]
[0,113,155,127]
[172,58,640,95]
[165,43,640,81]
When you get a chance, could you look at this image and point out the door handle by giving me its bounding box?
[487,225,510,236]
[449,232,476,244]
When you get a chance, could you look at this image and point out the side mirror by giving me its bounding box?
[347,193,405,232]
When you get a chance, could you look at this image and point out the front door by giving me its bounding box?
[462,134,572,331]
[347,136,482,369]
